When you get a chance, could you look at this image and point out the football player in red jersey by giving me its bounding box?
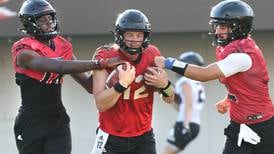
[155,1,274,154]
[91,9,174,154]
[12,0,123,154]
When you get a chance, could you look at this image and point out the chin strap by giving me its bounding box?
[122,46,142,55]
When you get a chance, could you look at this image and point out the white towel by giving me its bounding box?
[237,124,261,147]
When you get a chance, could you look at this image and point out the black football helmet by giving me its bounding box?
[179,51,204,66]
[209,0,254,46]
[114,9,151,55]
[18,0,58,40]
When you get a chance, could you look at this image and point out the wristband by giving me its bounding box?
[172,61,189,76]
[113,82,127,93]
[160,81,174,97]
[164,57,176,70]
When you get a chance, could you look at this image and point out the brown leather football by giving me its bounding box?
[106,63,127,89]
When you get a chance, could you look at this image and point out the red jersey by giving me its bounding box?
[94,44,161,137]
[12,36,73,84]
[11,36,73,117]
[216,37,273,124]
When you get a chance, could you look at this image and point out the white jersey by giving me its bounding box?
[175,77,205,124]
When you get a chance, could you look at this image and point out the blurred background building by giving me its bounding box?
[1,0,274,154]
[0,0,16,20]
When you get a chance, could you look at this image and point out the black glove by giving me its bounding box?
[174,93,182,104]
[181,125,192,141]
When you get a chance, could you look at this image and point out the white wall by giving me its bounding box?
[1,0,274,37]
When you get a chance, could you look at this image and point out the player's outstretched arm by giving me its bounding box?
[69,56,126,94]
[154,56,224,82]
[99,57,126,68]
[16,50,125,74]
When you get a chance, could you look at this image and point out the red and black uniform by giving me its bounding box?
[94,44,161,153]
[12,36,73,154]
[216,36,273,124]
[216,37,274,154]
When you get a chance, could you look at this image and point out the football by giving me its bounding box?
[106,63,128,89]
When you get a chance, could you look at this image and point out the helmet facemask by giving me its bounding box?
[115,29,150,55]
[209,19,232,46]
[209,18,252,46]
[208,0,254,47]
[114,9,151,55]
[20,13,59,41]
[19,0,59,41]
[35,13,59,40]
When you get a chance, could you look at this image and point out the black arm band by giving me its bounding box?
[160,81,174,97]
[172,64,188,76]
[114,82,127,93]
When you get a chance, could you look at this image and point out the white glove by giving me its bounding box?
[237,124,261,147]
